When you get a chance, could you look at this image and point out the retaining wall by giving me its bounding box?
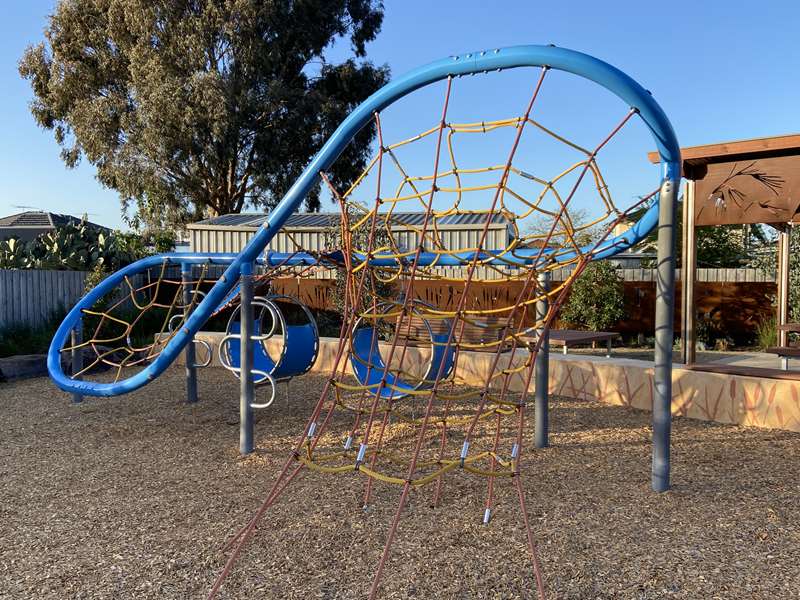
[177,334,800,434]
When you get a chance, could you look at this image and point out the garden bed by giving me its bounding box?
[1,367,799,598]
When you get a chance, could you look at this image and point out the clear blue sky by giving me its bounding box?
[2,1,799,230]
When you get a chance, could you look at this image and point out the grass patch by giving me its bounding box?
[755,315,777,350]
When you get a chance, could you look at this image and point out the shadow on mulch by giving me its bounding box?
[1,368,799,599]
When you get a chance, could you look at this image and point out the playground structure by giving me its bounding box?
[47,45,680,598]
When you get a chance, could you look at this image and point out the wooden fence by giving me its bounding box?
[272,272,778,343]
[0,265,779,337]
[549,267,775,283]
[0,269,89,329]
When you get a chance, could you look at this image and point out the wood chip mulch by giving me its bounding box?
[2,367,799,599]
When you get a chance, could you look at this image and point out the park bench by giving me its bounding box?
[765,323,800,370]
[765,346,800,370]
[402,317,621,357]
[546,330,620,357]
[400,314,513,352]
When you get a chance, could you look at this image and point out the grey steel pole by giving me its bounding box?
[239,261,255,455]
[70,317,83,404]
[182,263,198,404]
[534,271,550,448]
[653,177,678,492]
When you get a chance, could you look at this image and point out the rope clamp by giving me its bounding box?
[355,442,368,469]
[459,441,470,467]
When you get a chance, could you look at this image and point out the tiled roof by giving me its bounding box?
[191,211,510,229]
[0,211,107,230]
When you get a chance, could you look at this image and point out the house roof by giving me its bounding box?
[189,211,511,230]
[0,211,108,231]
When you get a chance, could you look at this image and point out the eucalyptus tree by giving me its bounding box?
[20,0,388,228]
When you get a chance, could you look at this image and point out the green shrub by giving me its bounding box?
[560,261,625,331]
[0,311,66,358]
[0,220,171,272]
[148,229,176,253]
[323,211,394,315]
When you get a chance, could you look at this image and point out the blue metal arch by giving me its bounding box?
[48,44,680,397]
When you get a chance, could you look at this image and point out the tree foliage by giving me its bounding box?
[560,261,625,331]
[749,225,800,321]
[20,0,389,228]
[630,198,773,268]
[523,207,603,249]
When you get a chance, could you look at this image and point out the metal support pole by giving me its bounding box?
[778,228,791,348]
[534,272,550,449]
[239,261,255,456]
[680,180,697,364]
[70,317,83,404]
[653,177,678,493]
[182,263,198,404]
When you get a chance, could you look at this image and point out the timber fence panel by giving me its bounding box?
[0,269,89,329]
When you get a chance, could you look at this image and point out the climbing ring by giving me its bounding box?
[218,296,281,386]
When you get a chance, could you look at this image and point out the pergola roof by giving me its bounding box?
[648,133,800,178]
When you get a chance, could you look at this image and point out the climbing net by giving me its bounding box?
[61,256,322,383]
[212,67,662,599]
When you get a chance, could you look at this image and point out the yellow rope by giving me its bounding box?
[297,449,514,486]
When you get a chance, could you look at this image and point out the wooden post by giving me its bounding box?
[680,180,697,364]
[778,227,791,347]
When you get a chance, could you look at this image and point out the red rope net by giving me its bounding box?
[209,67,660,599]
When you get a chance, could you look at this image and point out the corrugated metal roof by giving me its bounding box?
[191,211,510,229]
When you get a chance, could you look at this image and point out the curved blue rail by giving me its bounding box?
[48,44,680,397]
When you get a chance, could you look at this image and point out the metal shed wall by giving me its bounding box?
[188,222,511,279]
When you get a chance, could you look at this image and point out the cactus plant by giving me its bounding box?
[0,220,160,271]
